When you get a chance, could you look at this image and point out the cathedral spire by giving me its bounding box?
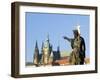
[57,46,60,53]
[33,40,39,66]
[46,33,49,42]
[57,45,61,60]
[35,40,38,49]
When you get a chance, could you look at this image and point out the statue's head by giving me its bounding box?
[73,24,81,38]
[73,29,79,38]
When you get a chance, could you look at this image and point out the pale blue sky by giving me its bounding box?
[25,12,90,62]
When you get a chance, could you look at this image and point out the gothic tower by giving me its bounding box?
[42,35,51,65]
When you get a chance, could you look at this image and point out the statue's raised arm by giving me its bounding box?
[63,36,74,49]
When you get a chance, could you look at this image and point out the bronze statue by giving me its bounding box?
[63,29,86,65]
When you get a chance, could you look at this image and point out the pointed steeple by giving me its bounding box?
[35,40,38,49]
[44,34,50,49]
[33,40,39,66]
[46,33,49,42]
[57,46,60,53]
[57,45,61,60]
[57,40,60,52]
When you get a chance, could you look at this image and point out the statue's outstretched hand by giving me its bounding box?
[63,36,71,42]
